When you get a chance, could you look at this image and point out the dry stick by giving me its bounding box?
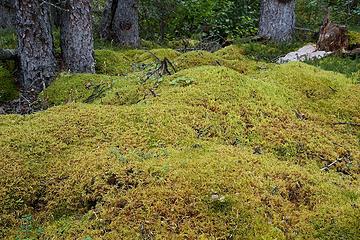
[321,157,343,171]
[333,122,360,127]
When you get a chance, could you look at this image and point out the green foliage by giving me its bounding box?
[0,29,17,49]
[296,0,360,29]
[139,0,259,42]
[348,31,360,47]
[306,55,360,77]
[0,65,18,103]
[240,42,304,62]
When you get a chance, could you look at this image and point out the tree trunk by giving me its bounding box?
[0,0,15,28]
[60,0,95,73]
[15,0,57,94]
[100,0,140,47]
[258,0,296,42]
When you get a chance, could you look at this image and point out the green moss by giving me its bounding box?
[0,29,17,49]
[352,71,360,83]
[140,39,161,49]
[0,65,18,103]
[1,46,360,239]
[135,48,181,63]
[174,50,259,74]
[348,31,360,46]
[94,50,132,75]
[174,50,222,70]
[214,45,245,60]
[166,39,200,49]
[240,42,303,62]
[40,73,115,105]
[307,55,360,77]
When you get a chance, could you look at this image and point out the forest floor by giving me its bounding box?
[0,30,360,239]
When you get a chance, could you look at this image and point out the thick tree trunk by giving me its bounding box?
[258,0,296,42]
[60,0,95,73]
[15,0,57,94]
[100,0,140,47]
[0,0,15,28]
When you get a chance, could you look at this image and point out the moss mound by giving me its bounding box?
[0,65,18,103]
[173,50,259,74]
[95,50,132,76]
[1,46,360,239]
[135,48,181,63]
[40,73,115,106]
[214,44,246,60]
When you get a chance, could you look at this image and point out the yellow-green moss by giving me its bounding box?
[40,73,116,105]
[140,39,161,49]
[166,39,200,49]
[135,48,181,63]
[174,50,259,74]
[0,65,18,103]
[1,46,360,239]
[214,45,246,60]
[348,31,360,46]
[0,104,359,238]
[95,50,132,75]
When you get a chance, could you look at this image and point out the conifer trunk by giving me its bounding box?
[258,0,296,42]
[15,0,57,94]
[60,0,95,73]
[101,0,140,47]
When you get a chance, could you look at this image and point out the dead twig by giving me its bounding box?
[333,122,360,127]
[321,157,342,171]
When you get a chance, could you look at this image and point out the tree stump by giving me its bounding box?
[317,13,349,52]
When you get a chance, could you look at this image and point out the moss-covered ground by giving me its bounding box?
[1,31,360,239]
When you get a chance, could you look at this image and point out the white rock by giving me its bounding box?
[277,44,332,64]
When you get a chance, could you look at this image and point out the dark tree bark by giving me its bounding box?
[0,0,15,28]
[49,1,62,28]
[15,0,57,94]
[60,0,95,73]
[258,0,296,42]
[101,0,140,47]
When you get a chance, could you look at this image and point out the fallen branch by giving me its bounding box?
[321,152,352,171]
[295,27,317,33]
[333,122,360,127]
[321,158,342,171]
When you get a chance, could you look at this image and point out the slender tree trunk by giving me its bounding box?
[258,0,296,42]
[100,0,140,47]
[15,0,57,94]
[60,0,95,73]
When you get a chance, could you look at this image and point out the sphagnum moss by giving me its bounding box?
[1,46,360,239]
